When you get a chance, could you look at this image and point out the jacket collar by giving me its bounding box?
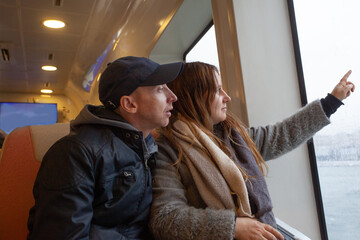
[71,104,158,162]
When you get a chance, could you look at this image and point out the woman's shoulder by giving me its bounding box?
[155,134,179,161]
[156,134,172,149]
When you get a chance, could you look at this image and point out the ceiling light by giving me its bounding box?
[43,19,66,29]
[41,89,53,94]
[41,82,53,94]
[42,65,57,71]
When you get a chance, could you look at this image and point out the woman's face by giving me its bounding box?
[210,72,231,125]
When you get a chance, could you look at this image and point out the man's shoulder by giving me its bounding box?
[43,124,115,159]
[70,124,114,142]
[67,124,137,154]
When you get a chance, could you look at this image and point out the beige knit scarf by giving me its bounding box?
[172,119,253,218]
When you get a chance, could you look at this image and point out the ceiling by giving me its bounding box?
[0,0,183,96]
[0,0,213,96]
[0,0,99,94]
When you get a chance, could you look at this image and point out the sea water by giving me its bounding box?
[317,162,360,240]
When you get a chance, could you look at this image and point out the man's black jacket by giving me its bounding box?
[27,105,157,239]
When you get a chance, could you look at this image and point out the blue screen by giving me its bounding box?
[0,102,57,134]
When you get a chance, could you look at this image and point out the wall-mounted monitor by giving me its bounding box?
[0,102,57,134]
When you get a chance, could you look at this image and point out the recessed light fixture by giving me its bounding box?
[40,89,53,94]
[41,82,53,94]
[43,19,66,29]
[41,65,57,71]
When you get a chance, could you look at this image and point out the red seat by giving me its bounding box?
[0,123,69,240]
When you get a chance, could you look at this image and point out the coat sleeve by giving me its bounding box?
[27,138,95,240]
[247,100,330,161]
[149,140,236,240]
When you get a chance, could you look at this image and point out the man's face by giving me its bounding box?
[130,84,177,133]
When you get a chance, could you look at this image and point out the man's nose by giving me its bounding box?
[165,86,177,102]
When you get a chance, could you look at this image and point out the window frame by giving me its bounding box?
[287,1,328,239]
[183,20,214,61]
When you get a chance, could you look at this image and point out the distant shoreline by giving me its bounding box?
[317,160,360,167]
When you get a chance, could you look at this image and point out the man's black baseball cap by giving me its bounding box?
[99,56,184,110]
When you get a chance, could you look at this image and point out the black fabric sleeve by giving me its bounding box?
[320,93,344,118]
[27,138,95,240]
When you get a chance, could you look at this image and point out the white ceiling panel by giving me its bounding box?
[0,30,22,46]
[0,5,19,30]
[24,31,80,51]
[20,0,95,14]
[0,0,15,6]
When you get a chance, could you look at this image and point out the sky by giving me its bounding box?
[294,0,360,135]
[185,26,220,70]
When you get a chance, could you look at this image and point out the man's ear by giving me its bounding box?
[119,95,138,113]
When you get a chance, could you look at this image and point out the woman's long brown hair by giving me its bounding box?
[161,62,267,178]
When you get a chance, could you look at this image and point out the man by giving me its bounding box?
[27,56,183,239]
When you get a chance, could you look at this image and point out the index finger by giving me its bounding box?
[341,70,352,82]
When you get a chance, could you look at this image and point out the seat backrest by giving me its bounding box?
[0,123,70,240]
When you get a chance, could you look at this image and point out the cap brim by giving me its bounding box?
[141,62,184,86]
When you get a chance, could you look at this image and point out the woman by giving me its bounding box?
[149,62,355,240]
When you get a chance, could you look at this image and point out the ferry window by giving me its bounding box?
[292,1,360,239]
[184,22,220,70]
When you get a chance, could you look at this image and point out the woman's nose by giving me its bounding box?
[222,89,231,102]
